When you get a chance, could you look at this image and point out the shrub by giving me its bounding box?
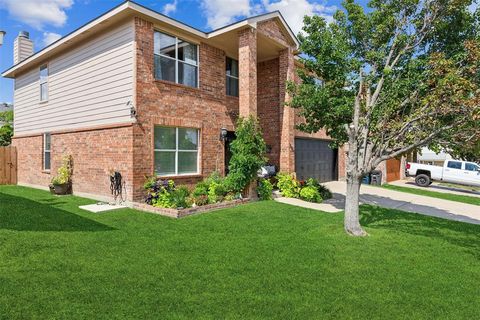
[171,186,190,208]
[224,192,237,201]
[316,184,332,200]
[0,110,13,146]
[190,172,229,206]
[225,116,267,192]
[153,188,176,208]
[207,181,227,204]
[143,176,157,190]
[257,178,273,200]
[276,173,300,198]
[144,178,181,208]
[305,178,332,200]
[204,171,223,186]
[192,181,209,198]
[51,155,73,186]
[191,194,209,206]
[299,186,322,203]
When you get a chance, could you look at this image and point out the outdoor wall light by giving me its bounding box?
[0,31,5,46]
[127,101,137,119]
[219,127,228,141]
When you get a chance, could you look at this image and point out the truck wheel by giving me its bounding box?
[415,174,431,187]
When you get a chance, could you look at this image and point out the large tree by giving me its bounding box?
[288,0,480,236]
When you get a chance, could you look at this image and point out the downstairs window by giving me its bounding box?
[154,126,199,176]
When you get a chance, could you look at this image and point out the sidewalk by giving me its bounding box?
[388,179,480,198]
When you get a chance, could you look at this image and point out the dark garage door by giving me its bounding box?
[295,138,338,183]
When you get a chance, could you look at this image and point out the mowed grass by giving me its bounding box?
[0,186,479,319]
[383,184,480,206]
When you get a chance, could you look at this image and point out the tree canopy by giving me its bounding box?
[0,110,13,146]
[288,0,480,235]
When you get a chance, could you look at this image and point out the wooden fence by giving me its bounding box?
[0,146,17,185]
[386,158,401,182]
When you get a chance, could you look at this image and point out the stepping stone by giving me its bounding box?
[79,203,126,213]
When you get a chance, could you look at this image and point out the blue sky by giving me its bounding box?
[0,0,350,103]
[0,0,475,104]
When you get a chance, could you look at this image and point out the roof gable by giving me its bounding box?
[2,1,299,78]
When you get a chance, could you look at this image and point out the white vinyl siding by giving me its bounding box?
[13,21,135,135]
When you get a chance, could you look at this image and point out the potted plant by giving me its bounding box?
[50,155,73,195]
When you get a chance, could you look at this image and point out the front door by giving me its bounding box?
[224,131,236,174]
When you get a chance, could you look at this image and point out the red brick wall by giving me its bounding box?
[133,17,238,200]
[10,16,347,203]
[257,58,281,168]
[238,27,257,117]
[12,125,134,200]
[257,20,294,48]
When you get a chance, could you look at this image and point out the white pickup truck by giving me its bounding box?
[406,160,480,187]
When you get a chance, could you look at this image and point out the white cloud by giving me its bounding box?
[162,0,178,15]
[42,32,62,46]
[262,0,337,34]
[0,0,73,30]
[200,0,337,34]
[200,0,254,29]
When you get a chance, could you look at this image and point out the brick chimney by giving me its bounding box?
[13,31,33,64]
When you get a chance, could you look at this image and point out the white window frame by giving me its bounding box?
[153,31,199,88]
[39,64,48,102]
[43,133,51,171]
[226,57,239,97]
[154,127,200,177]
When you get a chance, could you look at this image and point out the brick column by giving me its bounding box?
[279,47,295,173]
[238,27,257,117]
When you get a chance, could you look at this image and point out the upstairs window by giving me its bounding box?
[226,57,239,96]
[154,31,198,88]
[40,65,48,101]
[43,133,51,171]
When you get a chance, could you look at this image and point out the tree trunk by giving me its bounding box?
[344,176,368,236]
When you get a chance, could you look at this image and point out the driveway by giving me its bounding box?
[275,181,480,224]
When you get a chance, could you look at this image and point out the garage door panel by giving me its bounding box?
[295,138,338,183]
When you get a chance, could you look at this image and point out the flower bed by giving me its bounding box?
[276,173,332,203]
[132,198,251,218]
[139,172,257,218]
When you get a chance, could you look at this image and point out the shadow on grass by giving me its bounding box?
[0,192,114,232]
[360,205,480,258]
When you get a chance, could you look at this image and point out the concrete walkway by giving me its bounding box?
[275,181,480,225]
[388,179,480,198]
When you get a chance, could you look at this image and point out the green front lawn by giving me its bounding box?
[1,186,479,319]
[383,184,480,206]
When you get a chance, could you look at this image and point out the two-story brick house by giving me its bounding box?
[2,1,345,202]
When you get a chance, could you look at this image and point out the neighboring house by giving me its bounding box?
[418,147,453,166]
[1,0,346,202]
